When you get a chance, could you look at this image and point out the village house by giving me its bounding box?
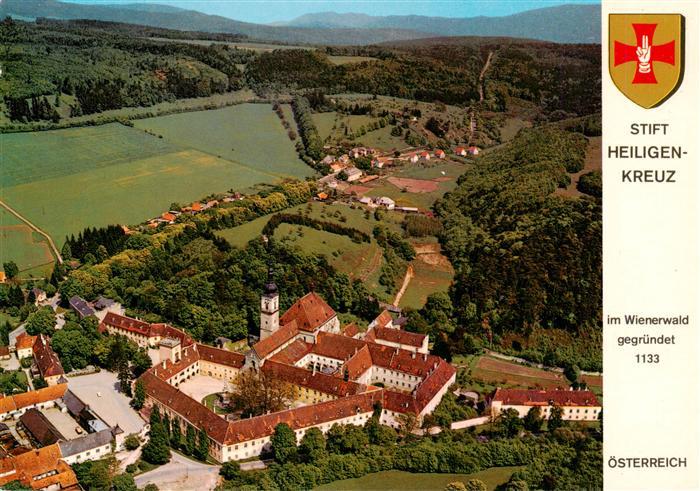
[30,334,65,386]
[490,388,601,421]
[69,296,95,320]
[455,147,467,157]
[31,288,47,306]
[435,149,446,159]
[420,151,431,161]
[0,443,79,490]
[15,333,37,360]
[343,167,363,182]
[468,146,480,155]
[375,197,396,210]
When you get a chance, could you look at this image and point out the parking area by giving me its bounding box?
[177,375,227,404]
[66,371,145,435]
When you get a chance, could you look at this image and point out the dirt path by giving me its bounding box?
[359,247,383,282]
[0,199,62,264]
[478,51,494,103]
[392,264,414,306]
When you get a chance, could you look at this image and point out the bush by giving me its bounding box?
[577,170,602,198]
[124,434,141,451]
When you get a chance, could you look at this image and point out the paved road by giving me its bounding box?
[135,451,220,491]
[0,199,62,264]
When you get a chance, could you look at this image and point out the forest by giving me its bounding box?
[2,17,600,125]
[433,126,602,370]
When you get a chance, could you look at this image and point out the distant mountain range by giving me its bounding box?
[1,0,601,45]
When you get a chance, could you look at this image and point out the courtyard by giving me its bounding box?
[66,371,145,435]
[177,375,228,404]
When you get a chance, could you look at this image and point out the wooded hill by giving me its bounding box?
[434,127,602,370]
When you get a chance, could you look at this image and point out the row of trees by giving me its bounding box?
[262,213,371,244]
[291,95,324,167]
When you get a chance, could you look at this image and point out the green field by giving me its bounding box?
[0,209,54,274]
[315,467,522,491]
[399,245,454,310]
[312,112,377,141]
[1,104,313,245]
[355,125,407,151]
[134,104,312,180]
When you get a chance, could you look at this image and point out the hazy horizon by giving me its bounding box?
[62,0,600,25]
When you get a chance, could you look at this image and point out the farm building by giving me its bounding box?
[490,388,601,421]
[376,197,396,210]
[344,167,363,182]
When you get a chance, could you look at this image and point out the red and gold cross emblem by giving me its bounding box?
[609,14,685,108]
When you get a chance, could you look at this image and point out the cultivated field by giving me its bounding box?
[470,356,603,391]
[2,105,313,244]
[134,104,312,180]
[0,208,54,275]
[316,467,522,491]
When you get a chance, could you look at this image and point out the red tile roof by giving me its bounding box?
[252,322,299,359]
[0,444,78,490]
[269,339,313,365]
[312,332,367,361]
[262,360,368,398]
[196,343,245,369]
[414,360,456,410]
[16,333,37,352]
[371,310,393,329]
[369,327,427,348]
[33,335,64,378]
[492,388,601,407]
[280,292,336,333]
[0,384,68,416]
[343,345,373,379]
[341,323,360,338]
[152,344,200,381]
[99,313,194,347]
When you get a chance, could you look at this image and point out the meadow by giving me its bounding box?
[316,467,522,491]
[1,104,313,246]
[399,241,454,310]
[312,112,377,141]
[133,104,312,180]
[0,208,54,276]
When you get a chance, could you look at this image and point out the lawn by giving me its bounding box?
[133,103,312,180]
[216,214,275,248]
[0,208,54,274]
[355,125,407,152]
[0,370,28,395]
[315,467,522,491]
[202,393,231,415]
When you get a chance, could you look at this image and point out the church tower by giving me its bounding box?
[260,267,279,340]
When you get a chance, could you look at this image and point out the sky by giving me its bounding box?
[64,0,600,25]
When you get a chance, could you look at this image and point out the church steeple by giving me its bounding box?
[260,266,279,340]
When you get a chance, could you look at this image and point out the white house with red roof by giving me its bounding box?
[490,388,601,421]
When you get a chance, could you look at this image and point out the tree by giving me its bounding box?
[32,377,48,389]
[112,473,137,491]
[2,261,19,279]
[523,406,543,433]
[298,427,326,463]
[220,461,241,481]
[445,483,467,491]
[497,408,523,438]
[271,423,297,464]
[25,307,55,336]
[61,242,72,260]
[118,364,132,396]
[465,480,487,491]
[170,419,182,449]
[196,428,209,461]
[141,411,170,465]
[131,379,146,410]
[51,327,95,372]
[563,363,581,385]
[185,425,197,456]
[548,406,565,432]
[230,370,294,417]
[124,434,140,451]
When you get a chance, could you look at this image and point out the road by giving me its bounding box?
[392,264,414,307]
[0,199,62,264]
[478,51,494,103]
[135,451,221,491]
